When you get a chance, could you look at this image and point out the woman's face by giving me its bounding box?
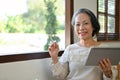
[74,13,94,40]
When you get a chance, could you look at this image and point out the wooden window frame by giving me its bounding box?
[97,0,120,41]
[0,0,74,63]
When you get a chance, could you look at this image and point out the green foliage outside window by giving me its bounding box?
[44,0,60,50]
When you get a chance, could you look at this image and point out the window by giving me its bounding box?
[97,0,120,41]
[0,0,66,55]
[0,0,74,63]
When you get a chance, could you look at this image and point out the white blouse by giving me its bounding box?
[50,43,112,80]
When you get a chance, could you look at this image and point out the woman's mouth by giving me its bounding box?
[79,32,87,36]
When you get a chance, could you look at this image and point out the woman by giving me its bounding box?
[48,8,112,80]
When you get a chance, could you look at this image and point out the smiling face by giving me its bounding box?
[74,13,94,40]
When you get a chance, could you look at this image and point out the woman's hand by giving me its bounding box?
[48,42,59,64]
[99,58,112,78]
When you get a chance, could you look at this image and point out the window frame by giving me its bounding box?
[0,0,74,63]
[97,0,120,41]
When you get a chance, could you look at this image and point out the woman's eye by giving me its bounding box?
[75,24,80,27]
[84,23,88,25]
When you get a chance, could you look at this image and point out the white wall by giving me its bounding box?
[0,58,56,80]
[74,0,97,15]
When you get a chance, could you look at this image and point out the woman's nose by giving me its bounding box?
[79,25,85,31]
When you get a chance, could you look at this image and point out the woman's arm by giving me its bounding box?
[50,61,69,79]
[49,42,70,79]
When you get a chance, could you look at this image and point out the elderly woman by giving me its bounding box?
[48,8,112,80]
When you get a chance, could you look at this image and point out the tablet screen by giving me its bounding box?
[86,48,120,66]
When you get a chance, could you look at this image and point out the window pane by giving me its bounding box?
[108,16,115,33]
[108,0,115,15]
[99,15,105,33]
[0,0,65,55]
[98,0,105,12]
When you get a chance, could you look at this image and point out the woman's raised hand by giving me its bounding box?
[48,42,59,64]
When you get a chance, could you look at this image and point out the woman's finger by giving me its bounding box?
[99,60,105,69]
[106,58,111,66]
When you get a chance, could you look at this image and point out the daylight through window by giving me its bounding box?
[0,0,65,55]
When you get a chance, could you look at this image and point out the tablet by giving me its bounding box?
[86,47,120,66]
